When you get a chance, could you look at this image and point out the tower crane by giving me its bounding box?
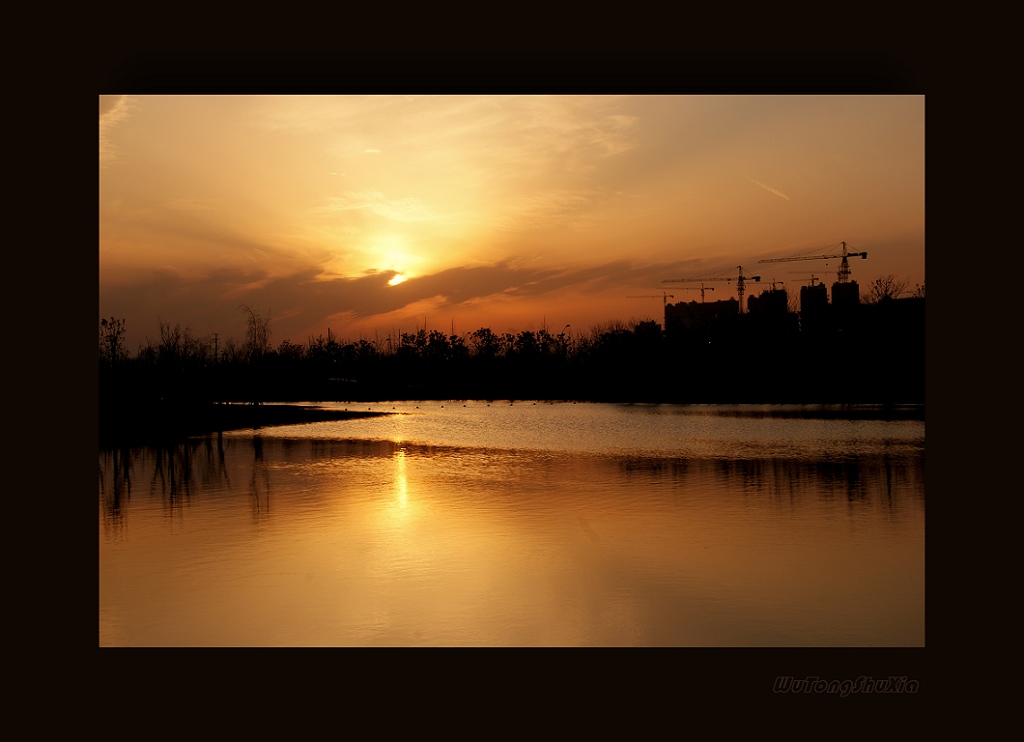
[626,291,675,309]
[673,284,716,303]
[662,267,760,313]
[758,241,867,283]
[788,272,821,286]
[627,292,674,328]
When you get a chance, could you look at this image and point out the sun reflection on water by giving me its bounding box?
[100,406,924,646]
[395,447,408,510]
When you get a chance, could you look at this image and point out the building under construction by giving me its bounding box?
[657,273,922,402]
[663,269,869,334]
[664,297,739,336]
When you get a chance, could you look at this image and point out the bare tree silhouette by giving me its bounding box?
[241,305,272,359]
[864,274,909,304]
[99,317,128,364]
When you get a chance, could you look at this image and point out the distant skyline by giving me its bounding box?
[99,94,924,351]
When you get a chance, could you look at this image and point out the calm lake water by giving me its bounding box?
[98,402,924,647]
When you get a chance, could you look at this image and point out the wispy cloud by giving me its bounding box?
[100,95,127,118]
[495,188,610,232]
[99,95,134,167]
[322,189,437,223]
[747,178,791,201]
[99,95,925,348]
[101,257,707,347]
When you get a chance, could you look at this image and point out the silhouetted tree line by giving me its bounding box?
[100,291,924,421]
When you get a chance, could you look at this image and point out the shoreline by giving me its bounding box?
[99,402,392,447]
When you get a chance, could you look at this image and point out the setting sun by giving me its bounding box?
[99,94,924,351]
[99,80,926,651]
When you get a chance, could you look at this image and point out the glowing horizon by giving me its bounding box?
[100,94,924,351]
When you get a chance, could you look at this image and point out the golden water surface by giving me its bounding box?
[99,402,924,646]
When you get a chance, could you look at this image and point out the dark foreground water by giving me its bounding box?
[99,402,924,647]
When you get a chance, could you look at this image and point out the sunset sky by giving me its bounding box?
[99,94,924,351]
